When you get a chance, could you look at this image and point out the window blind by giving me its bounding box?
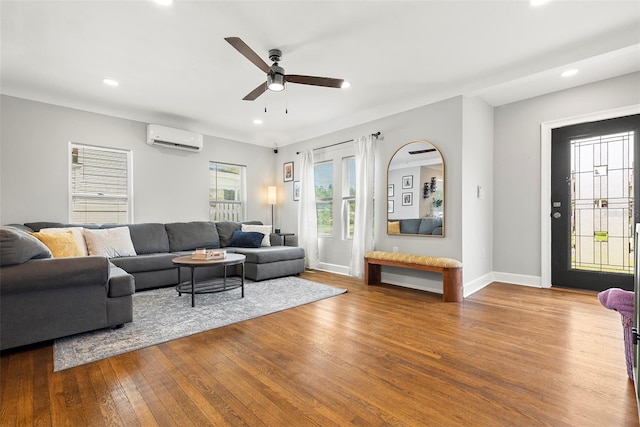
[70,144,131,224]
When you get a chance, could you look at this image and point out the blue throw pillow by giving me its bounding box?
[228,230,264,248]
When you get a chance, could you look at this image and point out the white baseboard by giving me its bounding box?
[492,271,545,288]
[316,262,350,276]
[463,272,494,297]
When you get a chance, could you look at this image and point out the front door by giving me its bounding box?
[551,114,639,292]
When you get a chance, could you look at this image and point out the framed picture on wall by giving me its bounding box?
[402,192,412,206]
[402,175,413,189]
[388,184,394,197]
[293,180,301,201]
[283,162,294,182]
[388,199,394,213]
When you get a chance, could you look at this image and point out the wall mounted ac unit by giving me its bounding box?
[146,124,203,152]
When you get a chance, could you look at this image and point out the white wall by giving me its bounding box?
[462,96,494,292]
[0,96,276,225]
[493,72,640,283]
[277,96,464,292]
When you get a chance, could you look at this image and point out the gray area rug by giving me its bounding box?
[53,276,346,371]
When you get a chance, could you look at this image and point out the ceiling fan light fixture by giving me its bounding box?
[267,67,285,92]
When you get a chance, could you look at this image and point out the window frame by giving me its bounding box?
[68,142,133,224]
[208,161,247,222]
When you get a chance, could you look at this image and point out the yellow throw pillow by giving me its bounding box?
[30,230,83,258]
[387,221,400,234]
[40,227,88,256]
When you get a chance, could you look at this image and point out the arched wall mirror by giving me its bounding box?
[387,140,444,237]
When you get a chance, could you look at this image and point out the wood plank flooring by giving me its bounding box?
[1,271,638,426]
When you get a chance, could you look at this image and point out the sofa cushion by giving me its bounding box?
[215,221,242,247]
[40,227,89,256]
[229,230,264,248]
[418,218,442,235]
[165,221,220,251]
[216,221,262,247]
[83,227,137,258]
[30,230,83,258]
[230,246,305,264]
[0,226,52,266]
[111,252,177,273]
[23,221,66,232]
[241,224,272,246]
[399,218,422,234]
[127,223,170,254]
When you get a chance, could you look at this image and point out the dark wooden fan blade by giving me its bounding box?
[285,75,344,88]
[243,82,268,101]
[225,37,270,74]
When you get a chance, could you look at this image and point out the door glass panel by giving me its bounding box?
[570,131,635,274]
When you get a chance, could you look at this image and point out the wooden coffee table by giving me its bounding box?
[172,253,246,307]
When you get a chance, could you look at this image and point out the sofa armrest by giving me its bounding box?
[0,256,110,295]
[108,264,135,298]
[269,234,298,247]
[269,233,283,246]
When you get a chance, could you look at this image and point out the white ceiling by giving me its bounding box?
[2,1,639,148]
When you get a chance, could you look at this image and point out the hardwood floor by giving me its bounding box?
[1,271,638,426]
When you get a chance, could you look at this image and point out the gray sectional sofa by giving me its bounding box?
[0,226,135,350]
[0,220,305,350]
[388,218,443,235]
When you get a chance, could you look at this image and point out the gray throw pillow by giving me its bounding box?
[0,226,52,266]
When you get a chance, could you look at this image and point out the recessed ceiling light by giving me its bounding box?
[102,78,119,87]
[561,69,579,78]
[253,119,263,125]
[341,81,351,89]
[530,0,551,6]
[153,0,173,6]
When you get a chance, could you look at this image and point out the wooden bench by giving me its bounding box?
[364,251,463,302]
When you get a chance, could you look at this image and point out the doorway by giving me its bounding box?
[551,114,639,291]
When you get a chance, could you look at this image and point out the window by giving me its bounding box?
[209,162,246,221]
[314,161,333,237]
[69,143,132,224]
[342,156,356,239]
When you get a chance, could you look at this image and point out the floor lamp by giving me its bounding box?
[267,186,277,232]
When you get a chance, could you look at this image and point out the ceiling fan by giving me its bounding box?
[225,37,346,101]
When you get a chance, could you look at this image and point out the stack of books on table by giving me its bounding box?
[191,249,226,260]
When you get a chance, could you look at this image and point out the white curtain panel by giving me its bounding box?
[297,150,319,269]
[349,135,375,277]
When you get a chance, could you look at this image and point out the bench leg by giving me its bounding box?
[364,260,381,285]
[442,268,463,302]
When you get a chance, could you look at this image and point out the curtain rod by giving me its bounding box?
[296,132,381,155]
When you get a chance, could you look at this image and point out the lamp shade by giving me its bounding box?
[267,186,277,205]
